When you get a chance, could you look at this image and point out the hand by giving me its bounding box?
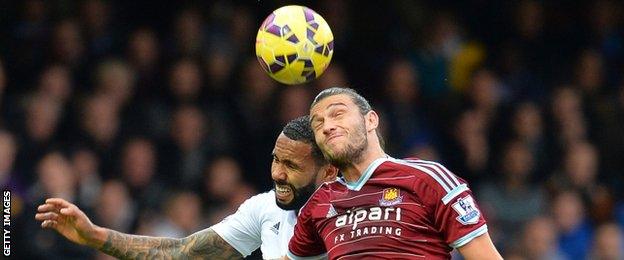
[35,198,104,248]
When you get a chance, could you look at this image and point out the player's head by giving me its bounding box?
[272,115,338,210]
[309,87,382,168]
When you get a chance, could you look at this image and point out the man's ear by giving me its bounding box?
[365,110,379,132]
[319,164,339,182]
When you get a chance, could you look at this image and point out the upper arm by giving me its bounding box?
[180,228,243,259]
[210,194,264,256]
[456,232,502,260]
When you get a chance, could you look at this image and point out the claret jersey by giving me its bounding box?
[287,157,488,259]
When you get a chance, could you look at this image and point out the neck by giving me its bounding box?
[341,142,386,183]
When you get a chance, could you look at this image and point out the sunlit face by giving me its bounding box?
[271,133,325,210]
[310,94,368,167]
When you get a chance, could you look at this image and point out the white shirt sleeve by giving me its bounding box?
[211,193,265,257]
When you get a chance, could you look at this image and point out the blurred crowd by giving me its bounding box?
[1,0,624,259]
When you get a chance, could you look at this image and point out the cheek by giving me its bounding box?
[291,174,313,188]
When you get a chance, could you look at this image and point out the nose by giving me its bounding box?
[322,120,337,136]
[271,164,287,182]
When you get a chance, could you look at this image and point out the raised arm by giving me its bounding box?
[36,198,242,259]
[99,227,242,259]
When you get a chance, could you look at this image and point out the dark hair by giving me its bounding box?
[282,115,326,165]
[310,87,372,115]
[309,87,385,149]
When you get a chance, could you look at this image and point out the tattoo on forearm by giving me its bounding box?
[100,228,242,259]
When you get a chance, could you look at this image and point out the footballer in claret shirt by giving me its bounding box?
[287,87,501,260]
[287,157,488,259]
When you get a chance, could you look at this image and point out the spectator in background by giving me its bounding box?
[448,109,490,182]
[120,137,164,212]
[16,94,63,185]
[95,180,135,234]
[30,151,76,202]
[69,146,102,209]
[549,140,614,223]
[549,86,588,149]
[160,105,213,190]
[466,68,507,124]
[170,9,206,58]
[509,102,550,179]
[513,216,565,260]
[377,58,431,156]
[589,222,624,260]
[203,50,235,100]
[23,94,63,145]
[202,155,255,224]
[37,64,72,103]
[575,49,606,99]
[228,6,255,57]
[126,27,160,98]
[478,140,545,248]
[94,59,135,108]
[80,0,116,60]
[78,93,121,176]
[168,58,203,105]
[551,190,593,259]
[49,19,85,68]
[148,192,203,238]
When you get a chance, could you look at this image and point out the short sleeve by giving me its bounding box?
[410,160,488,248]
[287,192,327,259]
[435,188,488,248]
[211,194,264,257]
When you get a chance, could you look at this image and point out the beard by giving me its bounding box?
[274,176,319,211]
[322,122,368,169]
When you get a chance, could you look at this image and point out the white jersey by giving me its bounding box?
[212,190,297,259]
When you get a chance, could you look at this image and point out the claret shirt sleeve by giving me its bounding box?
[410,160,488,248]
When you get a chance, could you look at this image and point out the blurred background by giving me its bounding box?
[1,0,624,259]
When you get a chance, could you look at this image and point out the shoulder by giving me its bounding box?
[240,190,276,206]
[298,181,335,217]
[236,190,283,215]
[386,158,469,205]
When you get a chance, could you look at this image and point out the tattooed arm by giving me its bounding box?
[100,227,242,259]
[36,198,243,259]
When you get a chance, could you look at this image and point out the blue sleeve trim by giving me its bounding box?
[450,224,488,248]
[442,184,468,205]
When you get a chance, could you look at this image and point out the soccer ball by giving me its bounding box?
[256,5,334,85]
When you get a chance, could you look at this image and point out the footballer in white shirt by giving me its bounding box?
[35,116,338,259]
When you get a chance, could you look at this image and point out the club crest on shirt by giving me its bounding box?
[379,188,403,206]
[452,195,480,225]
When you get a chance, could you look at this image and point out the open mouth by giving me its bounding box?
[275,184,293,202]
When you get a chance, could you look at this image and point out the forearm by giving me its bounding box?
[96,227,242,259]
